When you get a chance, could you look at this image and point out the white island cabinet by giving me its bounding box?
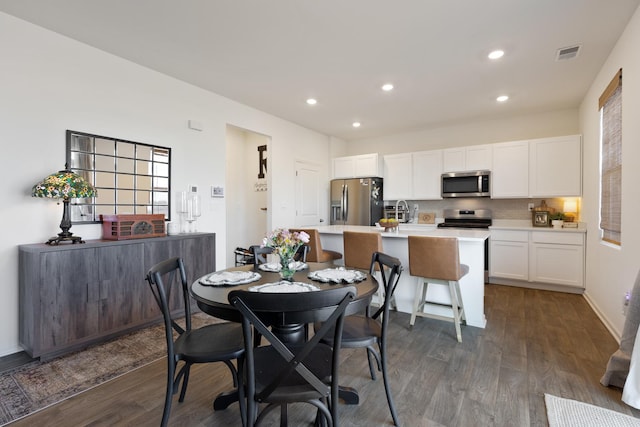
[315,225,489,329]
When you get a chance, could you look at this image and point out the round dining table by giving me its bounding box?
[189,261,378,409]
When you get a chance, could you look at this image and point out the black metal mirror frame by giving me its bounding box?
[65,130,171,224]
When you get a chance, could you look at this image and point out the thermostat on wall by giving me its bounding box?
[212,186,224,197]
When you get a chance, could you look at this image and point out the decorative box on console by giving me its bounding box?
[100,214,166,240]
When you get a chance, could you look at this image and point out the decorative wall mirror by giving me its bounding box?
[66,130,171,223]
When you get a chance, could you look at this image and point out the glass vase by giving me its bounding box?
[279,254,296,281]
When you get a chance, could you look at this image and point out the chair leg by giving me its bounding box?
[178,363,191,402]
[448,281,463,342]
[410,277,424,326]
[366,347,378,380]
[161,359,175,427]
[379,340,401,426]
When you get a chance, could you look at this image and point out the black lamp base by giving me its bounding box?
[46,232,85,245]
[45,198,86,245]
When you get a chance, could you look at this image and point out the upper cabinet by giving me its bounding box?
[412,150,443,200]
[383,151,443,200]
[529,135,582,197]
[443,144,492,172]
[332,153,381,179]
[491,140,529,198]
[383,153,413,200]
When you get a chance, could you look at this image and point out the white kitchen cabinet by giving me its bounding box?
[529,231,584,288]
[491,140,529,198]
[443,144,492,172]
[383,153,412,200]
[333,153,381,179]
[412,150,443,200]
[489,230,529,281]
[529,135,582,197]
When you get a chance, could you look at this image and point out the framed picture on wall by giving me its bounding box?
[533,211,550,227]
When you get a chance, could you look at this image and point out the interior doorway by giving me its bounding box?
[295,161,321,227]
[225,125,270,267]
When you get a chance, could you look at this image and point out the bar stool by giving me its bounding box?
[343,231,395,310]
[290,229,342,263]
[408,235,469,342]
[343,231,383,270]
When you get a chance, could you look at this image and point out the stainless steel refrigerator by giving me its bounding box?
[330,177,383,226]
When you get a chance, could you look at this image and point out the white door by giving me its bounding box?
[295,161,321,226]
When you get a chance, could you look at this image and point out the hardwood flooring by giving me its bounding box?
[8,284,640,426]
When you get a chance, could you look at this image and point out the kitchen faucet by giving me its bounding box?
[395,199,409,223]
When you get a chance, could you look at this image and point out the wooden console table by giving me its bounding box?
[19,233,215,360]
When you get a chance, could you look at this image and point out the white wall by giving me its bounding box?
[579,6,640,338]
[0,12,331,357]
[344,108,579,155]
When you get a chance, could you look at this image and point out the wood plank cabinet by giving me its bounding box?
[19,233,215,360]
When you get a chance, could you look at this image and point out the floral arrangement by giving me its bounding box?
[262,228,310,260]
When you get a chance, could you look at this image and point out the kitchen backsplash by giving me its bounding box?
[390,198,570,221]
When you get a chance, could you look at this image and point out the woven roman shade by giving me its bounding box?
[600,69,622,245]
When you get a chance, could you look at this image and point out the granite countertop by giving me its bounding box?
[490,219,587,233]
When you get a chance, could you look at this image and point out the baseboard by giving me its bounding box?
[488,277,584,294]
[582,291,622,343]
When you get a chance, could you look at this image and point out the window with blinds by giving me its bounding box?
[599,69,622,245]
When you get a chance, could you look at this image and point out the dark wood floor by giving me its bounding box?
[8,284,640,426]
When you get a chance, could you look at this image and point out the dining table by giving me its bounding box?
[189,261,378,410]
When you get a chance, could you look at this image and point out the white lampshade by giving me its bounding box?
[563,200,578,213]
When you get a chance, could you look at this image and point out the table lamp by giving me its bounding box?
[32,165,96,245]
[563,200,578,222]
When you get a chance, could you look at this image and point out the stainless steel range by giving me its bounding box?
[438,209,491,273]
[437,209,492,229]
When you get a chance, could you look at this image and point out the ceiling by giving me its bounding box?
[1,0,638,141]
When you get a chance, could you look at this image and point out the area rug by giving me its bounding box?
[545,393,640,427]
[0,313,219,425]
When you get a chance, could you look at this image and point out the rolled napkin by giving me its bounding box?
[249,281,320,293]
[308,267,366,284]
[200,270,261,286]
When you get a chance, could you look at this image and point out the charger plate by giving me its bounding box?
[200,271,261,286]
[249,281,320,293]
[258,261,308,272]
[308,267,366,284]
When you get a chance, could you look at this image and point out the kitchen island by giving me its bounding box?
[315,225,490,329]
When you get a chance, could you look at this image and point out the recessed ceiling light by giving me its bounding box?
[306,98,317,105]
[352,122,361,128]
[496,95,509,102]
[381,83,394,91]
[488,50,505,60]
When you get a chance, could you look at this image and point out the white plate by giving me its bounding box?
[258,261,308,272]
[248,281,320,293]
[308,267,367,284]
[199,271,261,286]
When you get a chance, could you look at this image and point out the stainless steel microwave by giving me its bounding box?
[441,170,490,198]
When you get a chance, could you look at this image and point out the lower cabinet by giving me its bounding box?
[489,230,529,281]
[19,233,215,360]
[529,231,584,288]
[489,229,585,289]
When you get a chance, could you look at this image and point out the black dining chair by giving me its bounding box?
[250,244,308,265]
[229,286,356,427]
[146,257,245,427]
[250,245,274,265]
[316,251,402,426]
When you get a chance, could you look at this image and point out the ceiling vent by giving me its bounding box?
[556,45,581,61]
